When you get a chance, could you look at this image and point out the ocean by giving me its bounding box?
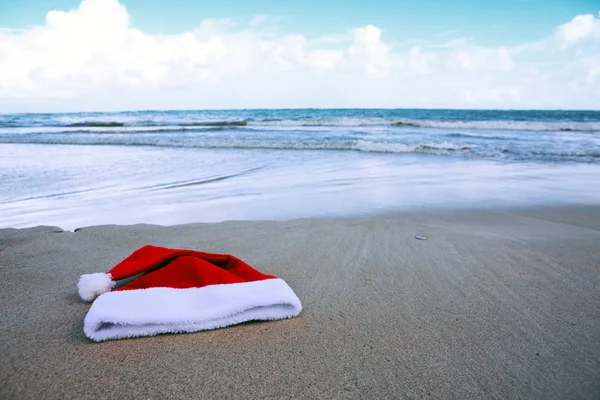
[1,109,599,229]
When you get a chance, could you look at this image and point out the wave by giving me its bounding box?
[500,148,600,160]
[68,122,126,127]
[247,118,600,131]
[0,135,474,155]
[20,120,249,129]
[391,121,420,127]
[178,121,247,127]
[74,120,249,128]
[389,119,600,132]
[352,140,474,155]
[0,125,239,136]
[3,118,599,132]
[444,132,506,140]
[238,118,390,127]
[3,134,599,162]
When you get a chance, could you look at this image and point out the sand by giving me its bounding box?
[1,206,599,399]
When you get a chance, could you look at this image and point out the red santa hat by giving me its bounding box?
[78,245,302,342]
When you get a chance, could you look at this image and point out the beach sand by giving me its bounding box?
[1,206,599,399]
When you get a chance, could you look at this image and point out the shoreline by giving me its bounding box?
[4,203,600,232]
[3,141,600,231]
[1,205,599,398]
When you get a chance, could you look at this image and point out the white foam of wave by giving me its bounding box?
[0,133,472,155]
[247,118,600,131]
[391,119,600,132]
[244,118,600,131]
[352,141,413,153]
[0,125,221,135]
[353,140,474,154]
[3,117,599,132]
[3,133,599,162]
[250,118,389,127]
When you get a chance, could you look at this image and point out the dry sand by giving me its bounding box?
[1,206,599,399]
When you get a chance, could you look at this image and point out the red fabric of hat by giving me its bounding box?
[78,245,302,342]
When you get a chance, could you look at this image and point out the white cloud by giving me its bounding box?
[347,25,391,76]
[464,86,520,104]
[556,12,600,45]
[453,46,514,72]
[408,46,434,74]
[0,0,598,111]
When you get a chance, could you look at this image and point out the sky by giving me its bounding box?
[0,0,599,112]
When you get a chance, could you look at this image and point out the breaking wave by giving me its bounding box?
[352,140,474,155]
[178,121,247,127]
[388,119,600,132]
[249,118,600,131]
[67,122,126,127]
[3,118,599,132]
[0,134,484,159]
[1,109,598,163]
[2,131,599,162]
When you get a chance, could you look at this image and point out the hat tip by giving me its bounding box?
[78,273,115,301]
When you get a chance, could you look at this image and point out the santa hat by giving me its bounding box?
[78,245,302,342]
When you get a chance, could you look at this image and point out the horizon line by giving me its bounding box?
[2,107,599,115]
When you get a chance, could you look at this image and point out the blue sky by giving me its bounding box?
[0,0,598,111]
[1,0,597,45]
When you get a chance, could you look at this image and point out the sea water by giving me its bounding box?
[1,109,599,229]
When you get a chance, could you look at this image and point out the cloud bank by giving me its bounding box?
[0,0,598,112]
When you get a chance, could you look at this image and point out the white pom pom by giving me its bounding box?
[78,273,115,301]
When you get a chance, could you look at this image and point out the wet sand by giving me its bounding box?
[1,206,599,398]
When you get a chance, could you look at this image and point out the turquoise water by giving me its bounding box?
[1,109,599,229]
[2,108,600,162]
